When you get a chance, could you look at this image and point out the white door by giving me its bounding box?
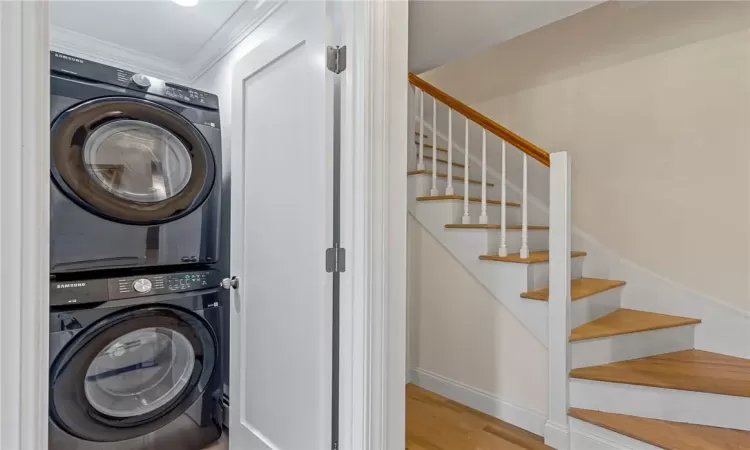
[228,2,335,449]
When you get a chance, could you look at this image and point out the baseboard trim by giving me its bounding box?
[544,421,569,449]
[410,368,546,436]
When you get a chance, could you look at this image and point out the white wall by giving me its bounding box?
[421,1,750,314]
[408,215,548,419]
[192,1,301,183]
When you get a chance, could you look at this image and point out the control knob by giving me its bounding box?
[133,278,153,293]
[131,74,151,88]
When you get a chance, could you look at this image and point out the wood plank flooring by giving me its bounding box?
[570,350,750,397]
[570,408,750,449]
[569,308,700,342]
[521,277,625,301]
[406,384,551,450]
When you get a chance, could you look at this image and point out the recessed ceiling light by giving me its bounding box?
[172,0,198,7]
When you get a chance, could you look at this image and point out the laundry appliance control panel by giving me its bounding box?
[50,269,224,306]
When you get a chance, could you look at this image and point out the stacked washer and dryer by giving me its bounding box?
[48,52,228,450]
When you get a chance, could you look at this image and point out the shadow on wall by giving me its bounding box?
[407,216,548,418]
[419,0,750,314]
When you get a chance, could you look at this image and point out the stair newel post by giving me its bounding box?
[462,117,470,224]
[520,153,529,259]
[498,140,508,257]
[479,129,488,224]
[430,97,438,196]
[445,108,454,195]
[417,89,425,171]
[547,151,572,448]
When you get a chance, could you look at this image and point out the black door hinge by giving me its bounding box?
[326,246,346,273]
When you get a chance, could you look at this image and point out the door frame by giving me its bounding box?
[0,1,408,448]
[337,1,408,449]
[0,2,51,448]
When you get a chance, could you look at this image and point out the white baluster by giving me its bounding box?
[430,97,438,196]
[417,90,425,170]
[498,140,508,256]
[445,108,454,195]
[520,154,529,259]
[462,118,470,224]
[479,129,488,224]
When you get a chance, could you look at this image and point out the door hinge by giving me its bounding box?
[326,246,346,273]
[326,45,346,74]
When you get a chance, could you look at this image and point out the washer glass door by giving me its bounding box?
[84,327,195,418]
[49,306,217,443]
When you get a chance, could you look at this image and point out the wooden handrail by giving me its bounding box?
[408,73,550,167]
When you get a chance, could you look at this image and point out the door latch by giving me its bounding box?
[221,276,240,290]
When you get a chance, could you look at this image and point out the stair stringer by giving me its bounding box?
[408,183,588,347]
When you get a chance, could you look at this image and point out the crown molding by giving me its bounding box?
[50,0,284,86]
[184,0,285,83]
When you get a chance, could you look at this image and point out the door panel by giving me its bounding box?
[229,3,333,449]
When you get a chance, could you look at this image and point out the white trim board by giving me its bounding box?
[0,2,51,448]
[50,0,284,85]
[410,368,547,437]
[421,121,750,359]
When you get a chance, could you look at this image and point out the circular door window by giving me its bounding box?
[49,306,217,442]
[51,97,216,225]
[83,327,195,418]
[83,120,193,204]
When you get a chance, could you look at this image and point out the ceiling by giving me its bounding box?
[409,1,605,74]
[51,0,283,84]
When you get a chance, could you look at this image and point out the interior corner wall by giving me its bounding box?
[407,215,548,420]
[421,1,750,314]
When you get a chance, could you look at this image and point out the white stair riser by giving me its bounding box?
[571,287,623,329]
[571,325,696,369]
[421,158,469,178]
[527,257,584,290]
[413,174,498,199]
[467,202,522,225]
[444,228,548,254]
[570,379,750,430]
[423,199,522,225]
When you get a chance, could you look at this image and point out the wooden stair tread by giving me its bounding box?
[423,154,465,168]
[417,195,520,207]
[445,224,549,230]
[479,251,586,264]
[407,170,494,186]
[521,277,625,301]
[569,408,750,450]
[570,350,750,397]
[569,308,700,342]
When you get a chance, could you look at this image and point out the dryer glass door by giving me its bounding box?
[83,120,193,204]
[51,97,216,225]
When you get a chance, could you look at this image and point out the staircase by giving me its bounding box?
[407,73,750,449]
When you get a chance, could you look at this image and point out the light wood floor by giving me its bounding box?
[406,384,551,450]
